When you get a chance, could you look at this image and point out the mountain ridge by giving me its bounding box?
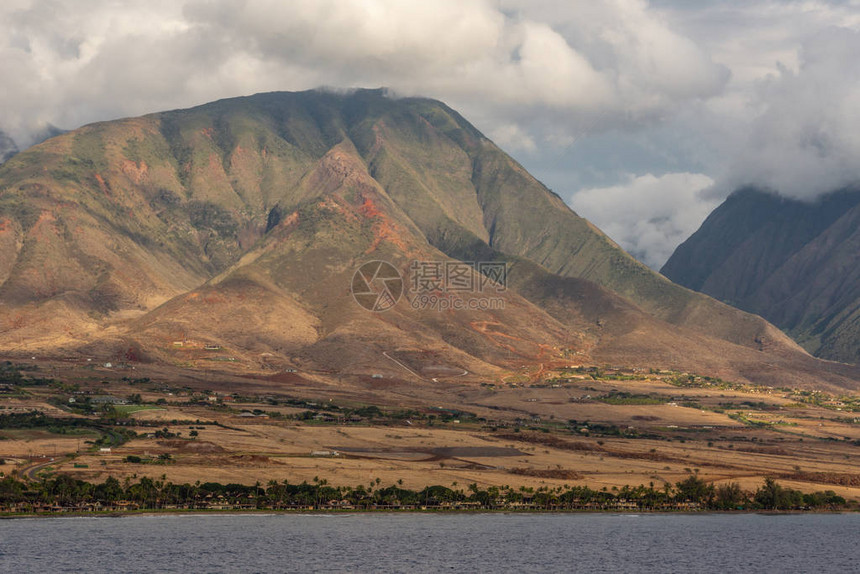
[662,186,860,365]
[0,89,857,389]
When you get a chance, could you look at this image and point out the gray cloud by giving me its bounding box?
[570,172,718,269]
[0,0,729,140]
[718,27,860,199]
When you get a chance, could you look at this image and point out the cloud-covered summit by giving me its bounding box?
[721,27,860,200]
[0,0,728,141]
[2,0,859,267]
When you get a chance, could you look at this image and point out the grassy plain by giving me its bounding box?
[1,359,859,502]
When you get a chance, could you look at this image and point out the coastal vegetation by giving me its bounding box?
[2,359,859,510]
[0,473,848,515]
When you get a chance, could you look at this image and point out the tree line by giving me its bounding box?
[0,473,849,513]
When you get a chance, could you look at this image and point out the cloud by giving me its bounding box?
[719,27,860,199]
[488,123,537,154]
[570,172,718,269]
[0,1,202,144]
[0,0,728,144]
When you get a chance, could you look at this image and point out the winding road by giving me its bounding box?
[20,457,55,481]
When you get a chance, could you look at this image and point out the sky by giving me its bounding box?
[2,0,860,269]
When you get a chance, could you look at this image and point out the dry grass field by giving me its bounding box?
[2,359,859,502]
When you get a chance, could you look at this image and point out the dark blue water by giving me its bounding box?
[1,513,857,573]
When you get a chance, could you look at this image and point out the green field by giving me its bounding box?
[110,405,164,415]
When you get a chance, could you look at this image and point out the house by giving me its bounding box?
[90,395,128,405]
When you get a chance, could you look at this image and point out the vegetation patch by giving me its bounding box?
[0,474,849,514]
[110,405,163,416]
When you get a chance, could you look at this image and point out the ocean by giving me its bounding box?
[1,512,857,573]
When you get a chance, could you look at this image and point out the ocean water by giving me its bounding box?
[0,512,857,573]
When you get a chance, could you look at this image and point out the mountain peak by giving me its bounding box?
[1,90,857,389]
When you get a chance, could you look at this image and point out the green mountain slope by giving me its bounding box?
[662,187,860,364]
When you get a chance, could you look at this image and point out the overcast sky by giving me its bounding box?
[3,0,860,268]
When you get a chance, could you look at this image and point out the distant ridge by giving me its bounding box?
[0,130,17,164]
[663,186,860,365]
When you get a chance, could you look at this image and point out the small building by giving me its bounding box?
[90,395,128,405]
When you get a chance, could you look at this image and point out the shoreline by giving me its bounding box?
[2,507,854,520]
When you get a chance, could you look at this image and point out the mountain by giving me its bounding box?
[0,89,857,389]
[0,130,17,165]
[662,187,860,365]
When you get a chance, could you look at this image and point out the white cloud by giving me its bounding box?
[570,172,718,269]
[719,27,860,198]
[488,123,537,154]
